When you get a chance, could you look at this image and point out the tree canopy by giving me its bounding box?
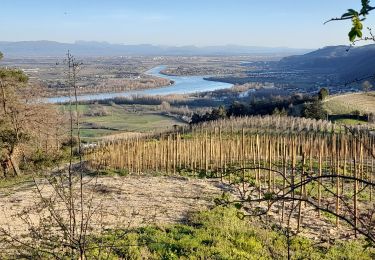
[302,100,327,120]
[318,88,329,100]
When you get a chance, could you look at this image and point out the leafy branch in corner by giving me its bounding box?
[325,0,375,42]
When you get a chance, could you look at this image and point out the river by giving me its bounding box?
[47,65,233,103]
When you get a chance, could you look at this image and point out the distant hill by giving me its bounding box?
[0,41,310,57]
[279,44,375,82]
[323,91,375,115]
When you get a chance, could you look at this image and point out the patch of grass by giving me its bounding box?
[333,118,367,125]
[0,174,35,189]
[89,169,129,176]
[61,103,186,140]
[321,211,337,225]
[85,207,374,260]
[79,128,115,138]
[59,104,90,114]
[85,112,182,132]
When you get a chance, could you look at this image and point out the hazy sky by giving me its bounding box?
[1,0,374,48]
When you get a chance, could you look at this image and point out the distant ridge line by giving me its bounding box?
[0,40,311,57]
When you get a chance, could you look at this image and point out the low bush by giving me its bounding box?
[85,207,374,259]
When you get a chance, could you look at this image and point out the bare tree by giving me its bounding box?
[362,80,373,93]
[0,53,96,259]
[0,54,64,177]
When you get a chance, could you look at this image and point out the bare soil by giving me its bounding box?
[0,175,230,236]
[0,174,362,244]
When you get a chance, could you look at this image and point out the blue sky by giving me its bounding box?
[1,0,374,48]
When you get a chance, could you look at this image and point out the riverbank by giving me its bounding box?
[47,65,233,103]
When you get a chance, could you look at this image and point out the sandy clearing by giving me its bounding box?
[0,174,362,246]
[0,175,230,236]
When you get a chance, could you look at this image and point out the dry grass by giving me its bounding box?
[324,92,375,115]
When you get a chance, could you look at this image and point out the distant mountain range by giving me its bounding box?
[2,41,373,84]
[0,41,310,57]
[279,44,375,82]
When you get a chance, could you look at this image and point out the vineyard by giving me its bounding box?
[87,116,375,242]
[324,92,375,115]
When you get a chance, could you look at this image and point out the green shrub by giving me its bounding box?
[81,207,374,259]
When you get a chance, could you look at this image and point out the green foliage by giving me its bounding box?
[87,207,279,259]
[96,168,129,177]
[325,240,374,260]
[190,96,311,125]
[349,15,364,41]
[24,149,68,171]
[191,105,227,124]
[334,118,367,125]
[62,104,185,141]
[214,192,231,206]
[0,68,29,83]
[211,105,227,119]
[340,0,373,42]
[0,129,23,149]
[234,202,243,209]
[82,207,374,260]
[0,173,34,189]
[0,51,3,60]
[227,101,248,117]
[303,100,327,120]
[263,192,276,200]
[318,87,329,100]
[352,109,362,118]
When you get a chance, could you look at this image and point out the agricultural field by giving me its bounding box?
[88,116,375,245]
[1,56,173,97]
[1,116,375,258]
[59,103,186,141]
[324,91,375,115]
